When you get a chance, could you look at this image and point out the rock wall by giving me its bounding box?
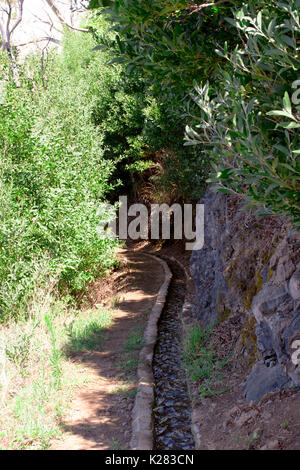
[190,188,300,402]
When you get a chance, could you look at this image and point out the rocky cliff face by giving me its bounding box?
[190,188,300,402]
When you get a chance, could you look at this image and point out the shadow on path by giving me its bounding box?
[51,249,165,450]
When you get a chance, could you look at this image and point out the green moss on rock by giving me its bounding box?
[243,269,264,311]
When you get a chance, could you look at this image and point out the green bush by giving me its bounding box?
[186,1,300,226]
[92,0,300,226]
[0,32,121,321]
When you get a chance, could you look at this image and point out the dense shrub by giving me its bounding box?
[89,3,214,199]
[0,33,121,321]
[91,0,244,91]
[186,1,300,225]
[2,1,299,322]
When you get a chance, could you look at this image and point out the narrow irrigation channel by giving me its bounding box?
[153,259,195,450]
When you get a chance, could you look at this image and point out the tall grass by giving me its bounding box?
[0,279,113,450]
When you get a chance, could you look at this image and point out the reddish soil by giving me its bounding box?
[51,249,165,450]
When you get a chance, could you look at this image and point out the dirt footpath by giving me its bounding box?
[51,249,165,450]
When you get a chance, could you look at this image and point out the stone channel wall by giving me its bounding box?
[190,188,300,402]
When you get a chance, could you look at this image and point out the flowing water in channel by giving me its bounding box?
[153,259,195,450]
